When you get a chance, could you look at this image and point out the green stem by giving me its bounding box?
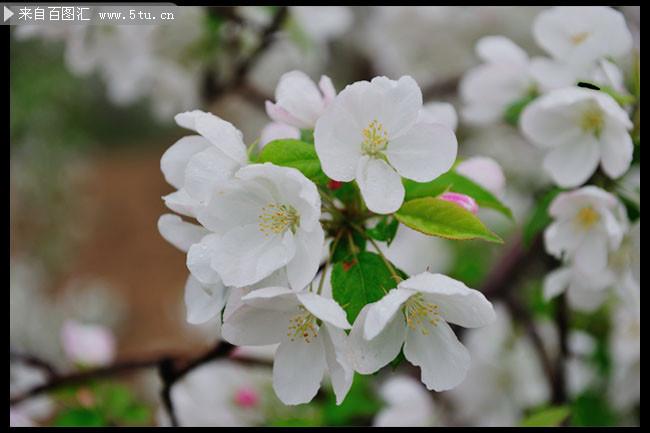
[350,223,402,283]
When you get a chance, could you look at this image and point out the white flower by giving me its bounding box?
[347,272,495,391]
[566,331,598,397]
[192,163,323,290]
[373,375,438,427]
[10,363,55,424]
[259,122,300,148]
[158,360,271,426]
[543,266,611,312]
[265,70,337,130]
[530,57,627,94]
[521,87,633,187]
[222,287,353,405]
[449,306,550,426]
[544,186,627,274]
[10,408,34,427]
[315,76,457,214]
[160,110,248,218]
[460,36,535,126]
[456,156,506,196]
[290,6,353,44]
[608,303,640,411]
[60,319,116,367]
[374,225,453,276]
[533,7,633,67]
[419,101,458,131]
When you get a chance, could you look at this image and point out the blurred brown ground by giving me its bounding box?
[50,149,213,359]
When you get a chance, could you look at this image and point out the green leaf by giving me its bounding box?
[120,404,151,425]
[257,139,326,183]
[331,251,399,322]
[504,92,538,126]
[570,392,618,426]
[403,171,513,220]
[300,128,314,144]
[395,197,503,243]
[366,216,399,245]
[520,405,570,427]
[522,188,562,247]
[53,408,106,427]
[322,374,382,426]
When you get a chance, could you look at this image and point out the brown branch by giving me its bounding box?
[10,349,58,378]
[10,341,271,427]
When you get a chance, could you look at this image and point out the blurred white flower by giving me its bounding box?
[259,122,300,148]
[158,360,271,426]
[10,408,35,427]
[192,163,323,290]
[10,363,55,424]
[543,265,610,312]
[608,303,640,411]
[533,6,633,67]
[373,375,438,427]
[565,331,598,397]
[160,110,248,218]
[315,76,457,214]
[460,36,535,126]
[265,70,337,129]
[375,225,454,277]
[60,319,116,367]
[456,156,506,196]
[520,87,633,188]
[222,287,352,405]
[544,186,628,274]
[290,6,353,44]
[448,303,550,426]
[348,272,494,391]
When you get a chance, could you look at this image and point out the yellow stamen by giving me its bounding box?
[403,293,440,336]
[258,203,300,236]
[575,207,600,229]
[571,32,590,45]
[580,106,604,137]
[361,119,389,156]
[287,307,319,343]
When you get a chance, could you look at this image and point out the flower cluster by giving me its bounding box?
[158,72,503,405]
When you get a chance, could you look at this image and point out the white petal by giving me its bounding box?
[186,234,221,285]
[599,126,634,179]
[543,267,572,300]
[259,122,300,148]
[212,225,296,288]
[356,156,405,214]
[314,98,363,182]
[241,286,299,311]
[386,121,457,182]
[174,110,207,131]
[321,324,353,405]
[319,75,337,105]
[373,75,422,138]
[476,36,528,65]
[544,220,583,259]
[403,320,470,391]
[419,102,458,131]
[286,225,325,291]
[346,305,406,374]
[574,233,608,273]
[273,336,326,405]
[265,101,305,128]
[193,113,248,165]
[520,94,585,149]
[399,273,495,328]
[160,135,210,189]
[529,57,578,91]
[297,293,351,330]
[162,189,198,218]
[183,147,241,203]
[455,156,506,195]
[184,276,227,325]
[221,304,293,346]
[567,284,608,312]
[157,214,208,253]
[364,288,414,340]
[272,70,326,129]
[543,138,600,187]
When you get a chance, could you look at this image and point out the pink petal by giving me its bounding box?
[439,192,479,214]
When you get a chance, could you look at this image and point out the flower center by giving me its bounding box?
[580,106,604,137]
[287,307,319,343]
[575,206,600,229]
[570,32,590,45]
[403,293,440,335]
[258,203,300,236]
[361,119,389,156]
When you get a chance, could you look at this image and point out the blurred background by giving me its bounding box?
[10,6,640,427]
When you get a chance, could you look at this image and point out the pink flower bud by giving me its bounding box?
[234,387,260,409]
[440,192,479,214]
[61,320,116,367]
